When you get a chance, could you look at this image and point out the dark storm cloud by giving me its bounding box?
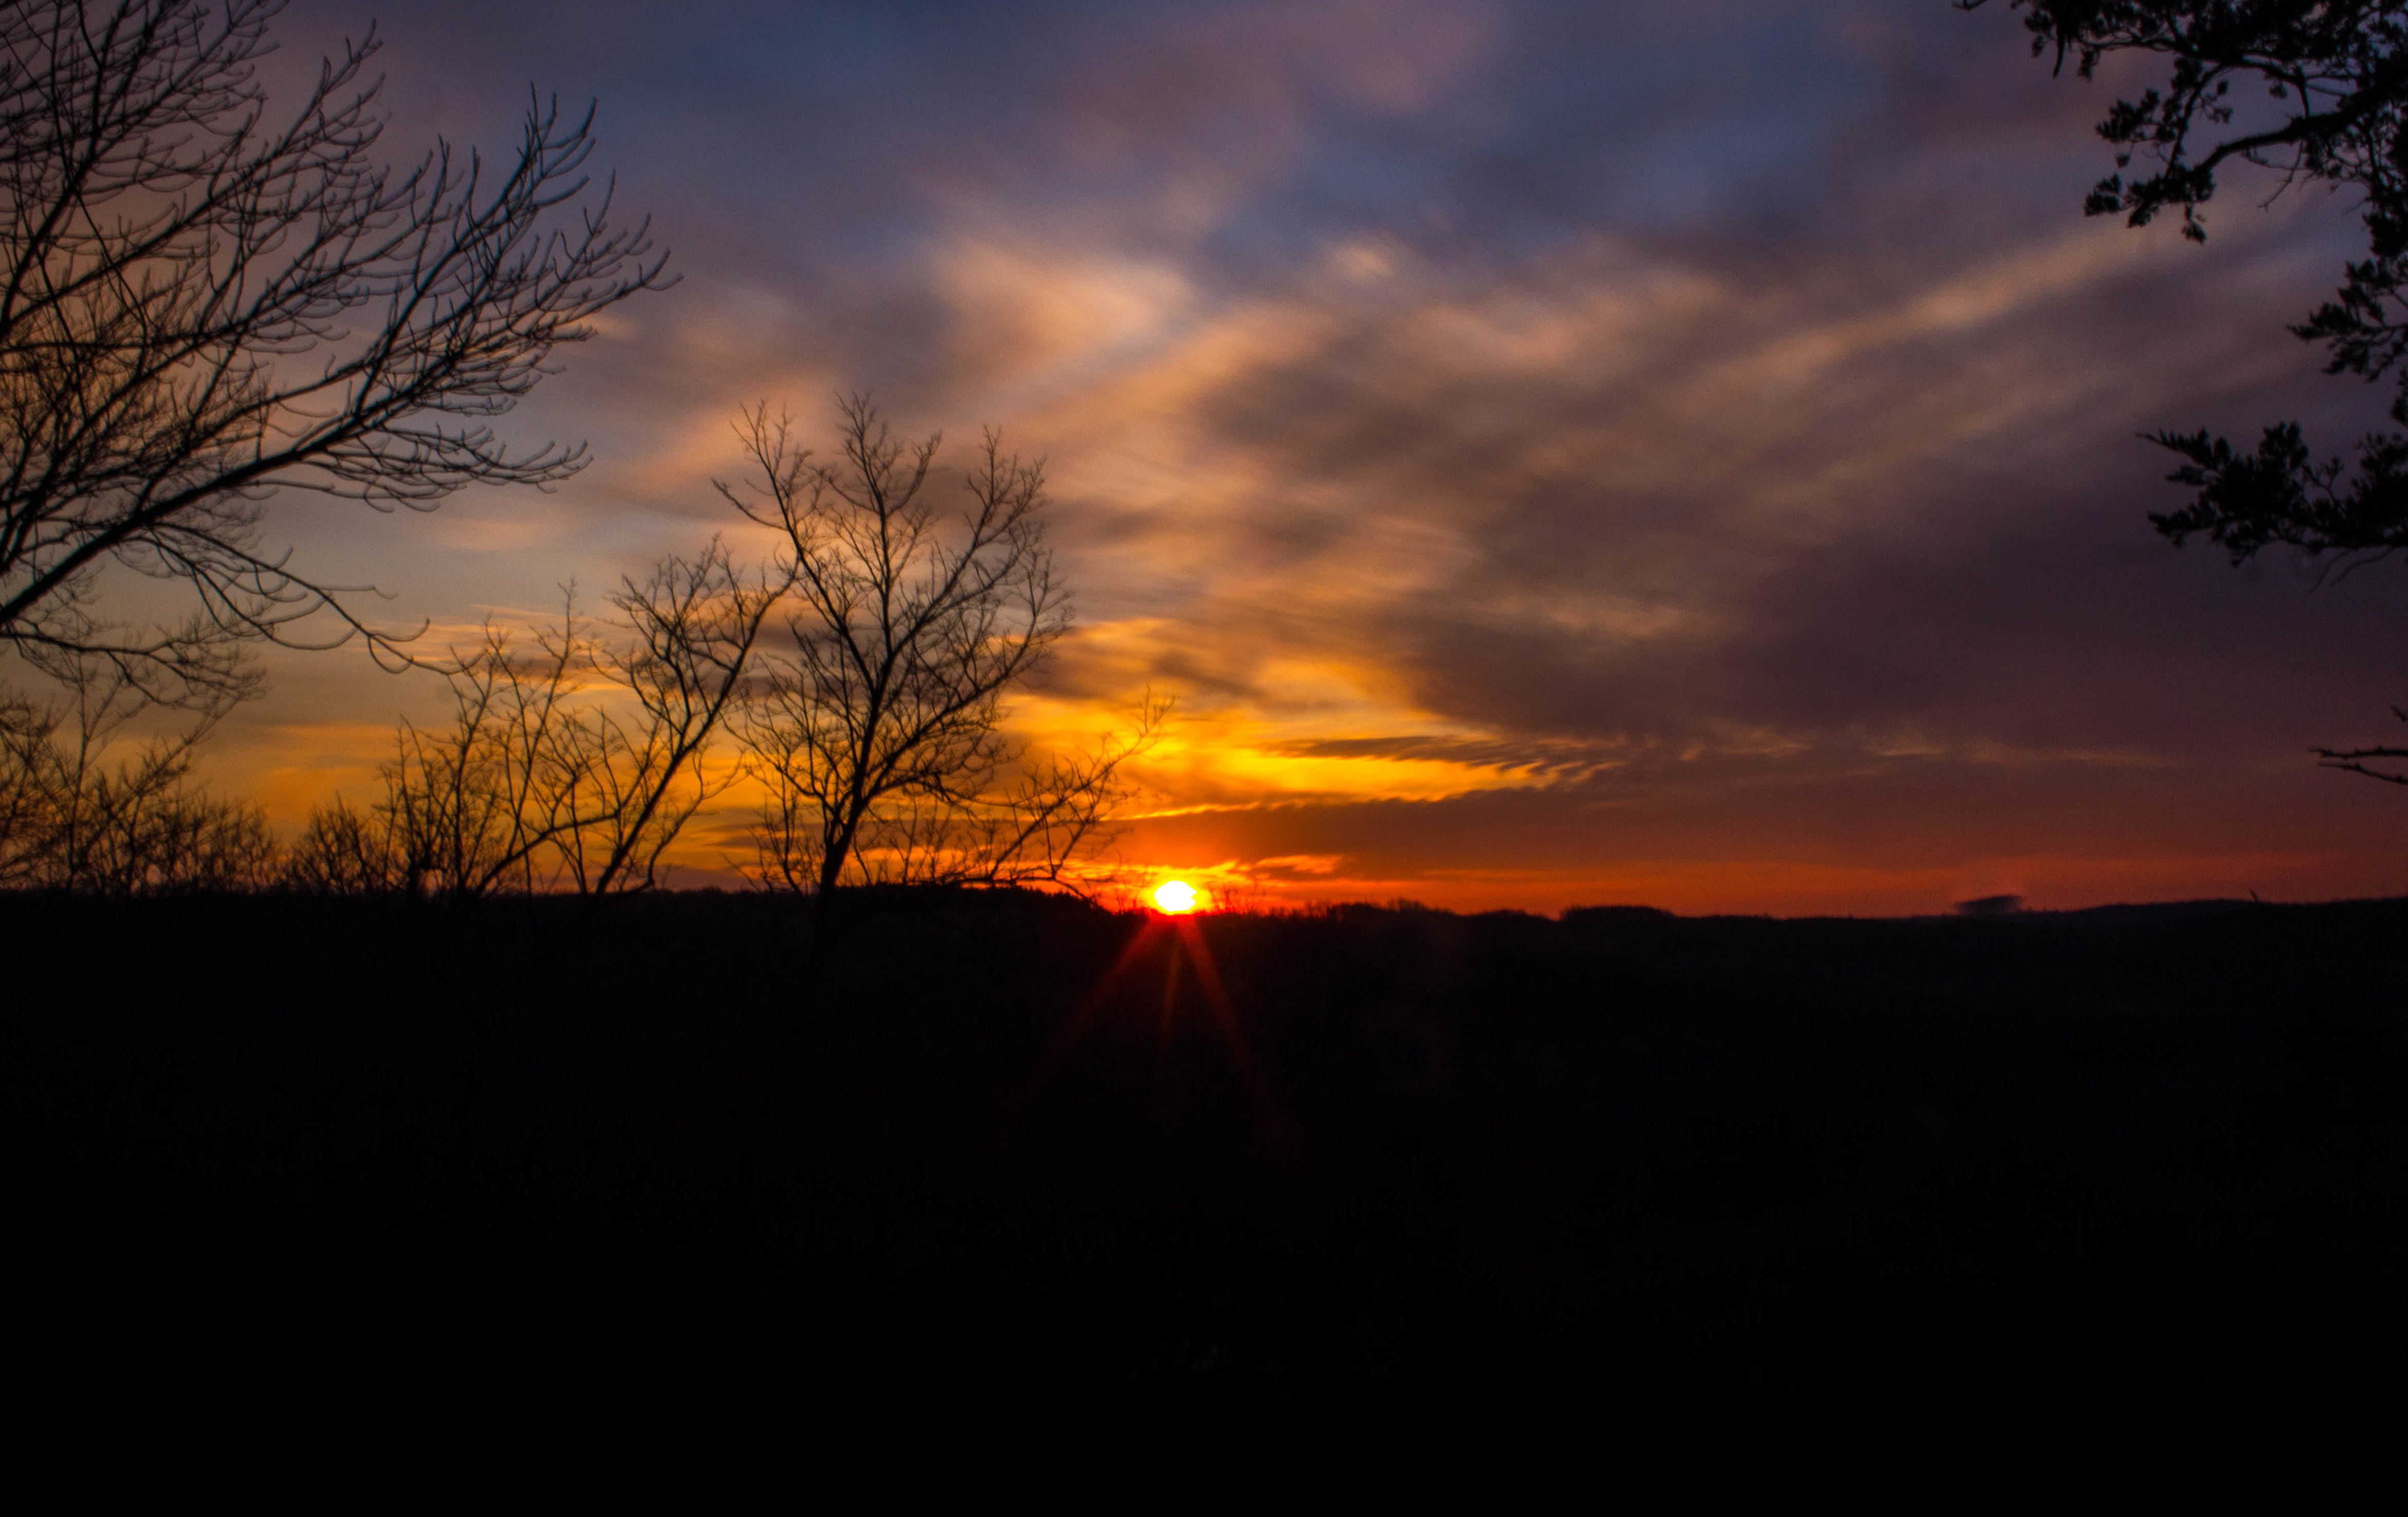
[1108,8,2403,761]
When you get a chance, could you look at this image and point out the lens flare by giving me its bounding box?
[1152,879,1199,914]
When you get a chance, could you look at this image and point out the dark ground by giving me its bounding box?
[11,890,2406,1404]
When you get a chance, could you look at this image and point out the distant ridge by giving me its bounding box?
[1558,905,1674,925]
[1993,897,2271,925]
[1559,896,2406,925]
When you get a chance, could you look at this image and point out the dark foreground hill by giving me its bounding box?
[11,890,2406,1403]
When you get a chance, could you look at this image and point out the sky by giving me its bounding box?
[167,0,2408,913]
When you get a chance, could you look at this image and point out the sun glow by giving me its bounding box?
[1151,879,1200,914]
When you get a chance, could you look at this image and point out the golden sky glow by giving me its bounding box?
[115,0,2408,915]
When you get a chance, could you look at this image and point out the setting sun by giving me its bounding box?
[1151,879,1200,914]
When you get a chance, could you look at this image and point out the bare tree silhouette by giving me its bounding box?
[277,789,389,896]
[366,609,610,901]
[0,0,670,713]
[573,542,788,894]
[2316,705,2408,784]
[726,398,1161,907]
[285,548,781,901]
[0,663,274,891]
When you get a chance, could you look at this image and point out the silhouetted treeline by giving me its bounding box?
[14,890,2404,1403]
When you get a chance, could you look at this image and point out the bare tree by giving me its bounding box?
[278,791,391,895]
[0,1,670,711]
[2316,706,2408,785]
[569,542,787,894]
[370,609,602,900]
[729,397,1160,904]
[0,661,274,892]
[285,550,780,901]
[0,694,54,882]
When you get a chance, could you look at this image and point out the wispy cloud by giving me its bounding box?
[190,0,2408,912]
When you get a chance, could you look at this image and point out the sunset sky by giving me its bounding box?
[192,0,2408,914]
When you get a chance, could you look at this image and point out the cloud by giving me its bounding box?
[181,0,2408,912]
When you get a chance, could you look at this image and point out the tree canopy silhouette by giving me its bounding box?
[1965,1,2408,566]
[1970,2,2408,785]
[0,0,669,713]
